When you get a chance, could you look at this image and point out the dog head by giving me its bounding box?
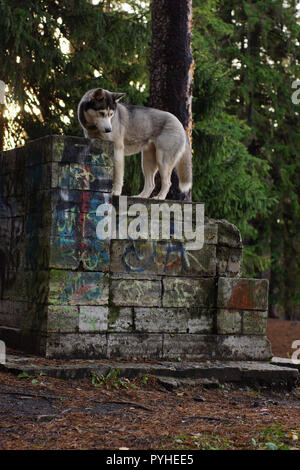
[79,88,125,134]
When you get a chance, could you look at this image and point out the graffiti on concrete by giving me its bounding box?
[50,271,107,306]
[50,150,111,271]
[121,239,207,275]
[122,241,157,273]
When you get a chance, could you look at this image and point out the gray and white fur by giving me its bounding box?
[77,88,192,199]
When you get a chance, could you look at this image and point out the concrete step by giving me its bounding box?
[1,355,299,389]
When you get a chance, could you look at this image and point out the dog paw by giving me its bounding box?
[112,187,122,196]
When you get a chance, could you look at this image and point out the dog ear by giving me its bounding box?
[112,93,125,102]
[92,88,104,100]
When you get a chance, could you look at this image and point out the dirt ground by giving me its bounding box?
[0,319,299,451]
[267,319,300,358]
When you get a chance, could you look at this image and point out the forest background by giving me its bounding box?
[0,0,299,319]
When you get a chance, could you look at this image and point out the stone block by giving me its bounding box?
[48,235,110,272]
[6,196,26,217]
[48,236,79,270]
[45,332,108,359]
[107,333,163,359]
[187,309,215,333]
[134,307,214,334]
[51,135,114,165]
[162,333,271,360]
[217,335,271,360]
[46,305,79,333]
[4,227,26,272]
[2,271,25,302]
[217,309,242,334]
[2,171,17,198]
[11,216,25,239]
[25,163,53,193]
[204,220,218,245]
[242,310,268,335]
[111,278,162,307]
[24,237,50,270]
[50,189,111,217]
[217,278,268,310]
[110,240,216,277]
[79,239,111,271]
[163,334,218,359]
[80,240,110,272]
[19,302,47,333]
[49,270,109,306]
[23,271,50,305]
[51,207,80,239]
[216,219,242,248]
[55,162,113,192]
[0,300,20,328]
[135,307,189,333]
[25,135,53,166]
[217,246,242,277]
[108,307,133,332]
[163,278,216,308]
[79,306,108,332]
[24,190,51,216]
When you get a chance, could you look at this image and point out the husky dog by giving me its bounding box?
[78,88,192,199]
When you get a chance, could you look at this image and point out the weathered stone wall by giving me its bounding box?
[0,136,271,360]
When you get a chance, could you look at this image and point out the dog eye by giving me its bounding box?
[86,125,97,130]
[98,111,105,117]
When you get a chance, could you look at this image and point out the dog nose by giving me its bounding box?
[104,128,111,133]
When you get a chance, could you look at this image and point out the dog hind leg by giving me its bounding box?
[155,150,172,200]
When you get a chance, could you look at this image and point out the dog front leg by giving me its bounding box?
[112,145,125,196]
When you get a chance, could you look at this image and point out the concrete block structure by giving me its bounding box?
[0,136,271,360]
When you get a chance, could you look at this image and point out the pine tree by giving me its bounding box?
[216,0,300,318]
[0,0,67,147]
[0,0,150,149]
[191,0,273,249]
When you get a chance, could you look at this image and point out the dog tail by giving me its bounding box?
[176,137,193,194]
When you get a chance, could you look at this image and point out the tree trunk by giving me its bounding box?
[150,0,194,201]
[0,81,5,151]
[0,104,5,151]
